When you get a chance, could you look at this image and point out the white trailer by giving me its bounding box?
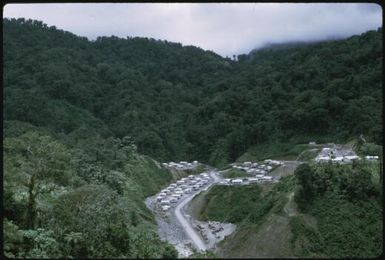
[160,199,170,205]
[232,179,243,185]
[161,205,171,211]
[261,176,273,181]
[248,177,259,183]
[365,155,379,161]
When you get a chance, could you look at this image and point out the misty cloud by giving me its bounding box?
[4,3,382,57]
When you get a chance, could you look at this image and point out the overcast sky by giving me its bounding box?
[4,3,382,57]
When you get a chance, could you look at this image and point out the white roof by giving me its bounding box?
[345,155,359,159]
[232,179,243,183]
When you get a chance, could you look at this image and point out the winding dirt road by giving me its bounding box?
[173,171,222,252]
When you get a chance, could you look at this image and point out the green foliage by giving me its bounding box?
[3,18,382,166]
[289,216,323,257]
[196,177,295,224]
[3,126,175,258]
[3,18,383,257]
[238,143,309,162]
[292,194,383,258]
[292,162,383,258]
[222,169,250,178]
[294,162,380,209]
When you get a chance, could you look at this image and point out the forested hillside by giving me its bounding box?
[4,18,382,166]
[2,18,383,257]
[3,120,178,258]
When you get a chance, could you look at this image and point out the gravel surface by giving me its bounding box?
[145,168,286,257]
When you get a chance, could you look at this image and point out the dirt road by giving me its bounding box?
[175,191,207,251]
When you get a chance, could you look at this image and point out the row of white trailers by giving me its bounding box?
[227,175,274,185]
[157,173,211,211]
[162,161,199,169]
[232,162,278,174]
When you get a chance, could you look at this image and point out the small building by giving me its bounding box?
[261,176,273,181]
[232,179,243,185]
[244,162,252,166]
[193,160,198,164]
[188,175,195,179]
[170,197,178,203]
[160,199,170,205]
[161,205,171,211]
[345,155,359,161]
[248,177,259,183]
[332,157,344,163]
